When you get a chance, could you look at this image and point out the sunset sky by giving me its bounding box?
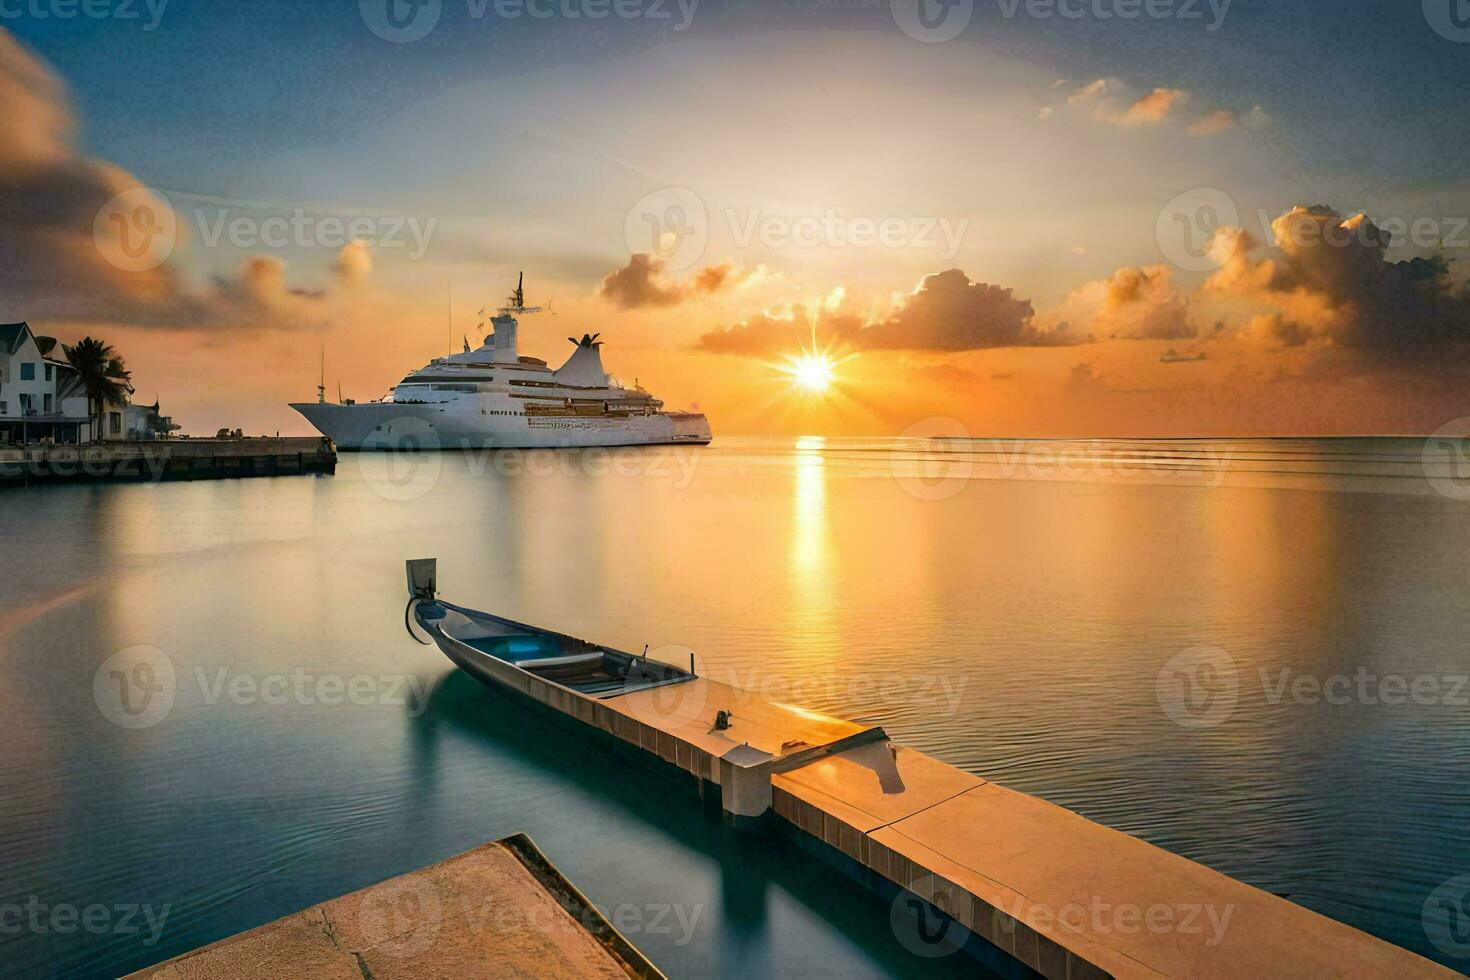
[2,1,1468,436]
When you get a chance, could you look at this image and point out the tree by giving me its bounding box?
[63,337,132,442]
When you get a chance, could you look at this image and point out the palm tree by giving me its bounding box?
[63,337,132,442]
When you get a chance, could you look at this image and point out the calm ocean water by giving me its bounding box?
[3,435,1469,975]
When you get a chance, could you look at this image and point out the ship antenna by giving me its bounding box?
[317,345,326,404]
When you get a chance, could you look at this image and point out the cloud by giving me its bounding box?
[0,29,368,333]
[1187,110,1236,136]
[855,269,1057,350]
[598,253,750,309]
[332,239,373,285]
[1119,88,1188,126]
[1186,105,1269,136]
[694,305,856,356]
[1063,78,1261,138]
[1055,265,1194,340]
[697,269,1069,356]
[1205,205,1470,351]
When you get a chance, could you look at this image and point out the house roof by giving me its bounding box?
[34,336,57,356]
[0,322,29,355]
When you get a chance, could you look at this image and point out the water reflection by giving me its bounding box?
[1,436,1468,973]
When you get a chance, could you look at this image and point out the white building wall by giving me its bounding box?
[0,333,60,419]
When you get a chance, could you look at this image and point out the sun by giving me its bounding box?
[789,354,835,393]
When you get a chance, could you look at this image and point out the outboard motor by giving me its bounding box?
[404,558,445,643]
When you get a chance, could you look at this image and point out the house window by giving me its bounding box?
[109,413,122,434]
[43,394,52,413]
[45,364,53,382]
[20,363,35,381]
[0,401,6,415]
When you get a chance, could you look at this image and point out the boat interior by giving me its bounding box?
[433,604,691,697]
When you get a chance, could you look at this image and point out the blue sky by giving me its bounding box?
[3,1,1468,436]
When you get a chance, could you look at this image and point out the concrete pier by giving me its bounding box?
[469,648,1456,977]
[0,437,336,484]
[125,834,664,979]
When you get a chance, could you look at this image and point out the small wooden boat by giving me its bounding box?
[405,558,693,700]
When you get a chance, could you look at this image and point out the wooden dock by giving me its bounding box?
[0,437,336,484]
[125,834,663,979]
[486,650,1455,978]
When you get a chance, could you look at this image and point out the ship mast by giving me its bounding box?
[498,271,542,316]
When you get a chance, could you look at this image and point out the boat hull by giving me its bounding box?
[291,401,711,450]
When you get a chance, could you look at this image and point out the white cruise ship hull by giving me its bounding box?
[290,401,711,451]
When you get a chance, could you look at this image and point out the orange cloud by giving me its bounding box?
[1119,88,1188,126]
[598,253,750,309]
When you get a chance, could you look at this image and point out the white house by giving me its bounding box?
[0,322,177,444]
[0,322,87,445]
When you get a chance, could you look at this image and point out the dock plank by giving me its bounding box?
[776,747,1456,979]
[126,835,659,980]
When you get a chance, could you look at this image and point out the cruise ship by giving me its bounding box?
[291,276,712,450]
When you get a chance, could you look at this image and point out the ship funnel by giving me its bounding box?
[555,340,609,387]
